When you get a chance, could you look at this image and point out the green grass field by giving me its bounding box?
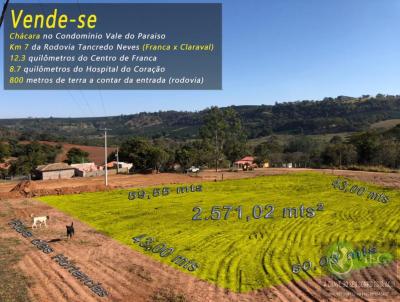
[38,172,399,292]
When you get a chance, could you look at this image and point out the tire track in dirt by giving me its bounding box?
[291,256,323,302]
[90,258,147,300]
[302,271,334,301]
[19,250,97,302]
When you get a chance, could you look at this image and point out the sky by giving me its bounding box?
[1,0,400,118]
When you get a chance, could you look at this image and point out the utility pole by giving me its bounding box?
[215,129,218,172]
[115,147,119,174]
[100,128,112,186]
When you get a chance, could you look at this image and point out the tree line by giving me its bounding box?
[0,141,90,178]
[254,126,400,170]
[1,105,400,178]
[111,107,400,172]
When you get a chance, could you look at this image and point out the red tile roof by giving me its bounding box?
[234,156,255,164]
[36,163,74,172]
[0,162,10,170]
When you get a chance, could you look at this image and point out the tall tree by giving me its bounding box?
[200,107,247,170]
[118,138,152,171]
[9,142,61,176]
[349,132,380,165]
[0,141,10,162]
[223,108,248,163]
[65,147,89,164]
[175,144,195,170]
[374,139,399,168]
[200,107,227,171]
[118,137,171,172]
[254,136,284,165]
[322,143,357,167]
[148,146,169,172]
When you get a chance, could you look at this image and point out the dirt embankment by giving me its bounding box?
[1,168,400,200]
[0,173,197,200]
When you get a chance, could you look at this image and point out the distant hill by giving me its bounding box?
[1,95,400,145]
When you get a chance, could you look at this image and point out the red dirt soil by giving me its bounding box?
[18,141,117,165]
[43,141,117,165]
[1,198,398,302]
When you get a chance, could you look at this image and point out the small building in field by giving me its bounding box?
[171,163,182,172]
[36,163,75,180]
[117,162,133,171]
[106,161,133,173]
[282,162,293,168]
[233,156,258,170]
[262,161,270,168]
[71,162,104,177]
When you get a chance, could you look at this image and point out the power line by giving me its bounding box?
[0,0,10,28]
[67,90,86,116]
[75,0,97,118]
[76,0,83,15]
[98,90,107,117]
[78,90,94,116]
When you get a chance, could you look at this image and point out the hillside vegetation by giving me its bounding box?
[1,95,400,145]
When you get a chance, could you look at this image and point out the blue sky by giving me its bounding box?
[1,0,399,118]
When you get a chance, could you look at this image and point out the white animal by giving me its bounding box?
[31,214,50,228]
